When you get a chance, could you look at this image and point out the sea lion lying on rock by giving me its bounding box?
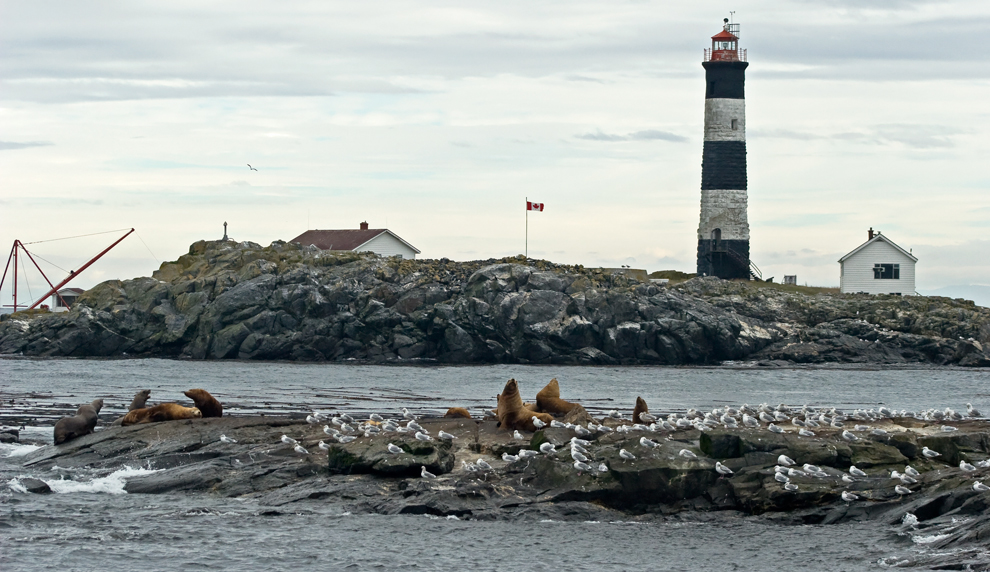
[53,399,104,445]
[536,378,578,414]
[633,396,649,424]
[444,407,472,419]
[497,379,553,432]
[128,389,151,411]
[120,403,202,426]
[183,389,223,418]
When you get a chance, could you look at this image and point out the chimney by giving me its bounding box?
[360,221,369,230]
[868,227,874,240]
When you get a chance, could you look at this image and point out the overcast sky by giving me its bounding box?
[2,0,988,308]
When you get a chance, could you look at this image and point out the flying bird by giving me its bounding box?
[247,164,257,171]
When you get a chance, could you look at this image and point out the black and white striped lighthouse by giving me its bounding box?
[696,18,752,280]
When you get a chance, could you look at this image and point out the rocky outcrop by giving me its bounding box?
[1,239,988,365]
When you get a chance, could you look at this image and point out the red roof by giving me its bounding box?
[711,29,738,41]
[291,229,387,251]
[290,229,421,253]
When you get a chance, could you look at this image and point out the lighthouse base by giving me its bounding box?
[696,239,751,279]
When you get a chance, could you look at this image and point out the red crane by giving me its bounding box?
[0,228,134,312]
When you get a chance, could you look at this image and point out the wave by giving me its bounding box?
[1,443,42,457]
[8,465,161,495]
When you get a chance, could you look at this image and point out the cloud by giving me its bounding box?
[0,140,53,150]
[750,124,964,149]
[576,129,687,142]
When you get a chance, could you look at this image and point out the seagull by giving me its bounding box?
[778,454,795,466]
[574,425,592,437]
[640,437,659,448]
[841,430,858,441]
[340,423,355,433]
[788,468,807,477]
[905,465,921,477]
[369,413,384,422]
[340,413,355,423]
[294,444,309,455]
[337,435,356,444]
[281,435,297,445]
[784,482,799,491]
[539,442,556,454]
[305,414,319,424]
[518,449,539,458]
[513,430,524,440]
[247,164,257,171]
[967,403,982,417]
[799,428,815,437]
[437,430,456,440]
[842,475,855,483]
[871,429,888,437]
[842,491,859,502]
[974,481,990,492]
[571,437,591,447]
[551,420,566,428]
[922,447,941,458]
[461,461,477,473]
[768,423,784,434]
[318,440,331,451]
[803,463,821,473]
[502,452,519,462]
[942,425,958,432]
[607,410,621,419]
[679,449,698,458]
[960,460,977,472]
[574,460,592,471]
[775,473,790,483]
[849,465,867,477]
[598,463,608,472]
[895,485,912,495]
[476,459,493,471]
[532,416,547,429]
[387,443,403,454]
[639,413,657,424]
[402,408,416,420]
[219,434,237,444]
[619,448,636,460]
[854,425,870,432]
[715,462,734,476]
[323,425,337,436]
[407,420,424,432]
[421,466,436,479]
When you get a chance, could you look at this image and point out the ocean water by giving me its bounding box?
[2,359,988,571]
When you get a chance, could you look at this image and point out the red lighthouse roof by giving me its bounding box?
[711,29,738,41]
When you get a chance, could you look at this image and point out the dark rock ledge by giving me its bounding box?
[1,239,989,365]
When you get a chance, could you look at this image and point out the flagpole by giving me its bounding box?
[525,196,528,259]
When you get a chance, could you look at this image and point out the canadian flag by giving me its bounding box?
[526,201,545,212]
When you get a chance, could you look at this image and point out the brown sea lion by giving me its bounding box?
[535,378,578,414]
[128,389,152,411]
[53,399,104,445]
[632,396,649,424]
[183,389,223,418]
[444,407,472,419]
[497,379,553,432]
[120,403,202,426]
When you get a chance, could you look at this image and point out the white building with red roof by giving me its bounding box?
[290,222,420,259]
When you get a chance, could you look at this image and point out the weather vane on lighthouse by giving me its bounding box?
[696,14,757,280]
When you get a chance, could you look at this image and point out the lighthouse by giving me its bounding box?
[696,18,752,280]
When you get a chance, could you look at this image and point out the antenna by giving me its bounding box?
[729,11,735,23]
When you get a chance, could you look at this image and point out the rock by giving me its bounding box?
[19,477,51,494]
[0,429,19,443]
[327,438,455,478]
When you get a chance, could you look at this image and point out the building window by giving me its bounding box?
[731,119,738,130]
[873,263,900,279]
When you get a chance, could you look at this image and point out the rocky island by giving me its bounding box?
[1,238,988,365]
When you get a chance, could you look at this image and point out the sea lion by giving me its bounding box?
[535,378,578,414]
[128,389,152,411]
[444,407,472,419]
[632,396,649,424]
[183,389,223,418]
[120,403,202,426]
[53,399,104,445]
[497,379,553,432]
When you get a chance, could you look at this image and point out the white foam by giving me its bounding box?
[445,515,460,520]
[7,479,28,493]
[44,466,161,495]
[1,443,42,457]
[911,533,951,545]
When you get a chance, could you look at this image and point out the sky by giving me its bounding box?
[2,0,989,309]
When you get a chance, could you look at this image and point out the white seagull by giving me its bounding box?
[518,449,539,458]
[369,413,384,422]
[337,435,356,443]
[849,466,868,477]
[421,466,436,479]
[513,430,524,440]
[841,491,859,502]
[768,423,784,434]
[476,459,493,471]
[905,465,921,477]
[574,460,592,471]
[318,440,331,451]
[960,460,977,472]
[402,408,416,420]
[775,473,790,483]
[294,444,309,455]
[895,485,912,495]
[532,416,547,429]
[539,442,556,454]
[502,452,519,462]
[619,448,636,460]
[715,462,734,476]
[784,482,799,491]
[679,449,698,458]
[387,443,403,454]
[799,428,815,437]
[778,454,795,466]
[414,431,433,441]
[438,430,456,440]
[922,447,941,458]
[973,481,990,492]
[219,434,237,444]
[281,435,297,445]
[640,437,659,448]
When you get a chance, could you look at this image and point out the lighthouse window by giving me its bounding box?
[731,119,738,130]
[873,263,900,279]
